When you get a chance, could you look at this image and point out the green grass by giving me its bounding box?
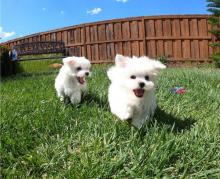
[19,54,62,73]
[1,66,220,178]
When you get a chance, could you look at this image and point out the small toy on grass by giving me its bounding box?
[171,86,186,94]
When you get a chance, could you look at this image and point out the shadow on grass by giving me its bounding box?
[137,108,196,139]
[63,92,108,110]
[153,107,196,132]
[82,92,107,106]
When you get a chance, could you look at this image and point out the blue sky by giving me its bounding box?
[0,0,208,42]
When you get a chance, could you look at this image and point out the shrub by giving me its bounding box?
[207,0,220,68]
[157,55,168,65]
[213,53,220,67]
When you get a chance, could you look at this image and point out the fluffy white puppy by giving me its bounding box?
[107,54,166,128]
[55,56,91,104]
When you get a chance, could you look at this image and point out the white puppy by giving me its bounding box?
[55,56,91,104]
[107,54,166,128]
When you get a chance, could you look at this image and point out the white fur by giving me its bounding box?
[107,54,166,128]
[55,56,91,104]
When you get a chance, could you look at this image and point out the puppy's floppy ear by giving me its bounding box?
[151,59,166,76]
[115,54,128,67]
[63,57,76,65]
[153,60,166,71]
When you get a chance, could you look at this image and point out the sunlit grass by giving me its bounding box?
[1,66,220,178]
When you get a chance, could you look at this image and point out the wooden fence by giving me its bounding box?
[1,15,216,64]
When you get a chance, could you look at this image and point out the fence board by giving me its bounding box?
[1,15,214,64]
[172,19,182,59]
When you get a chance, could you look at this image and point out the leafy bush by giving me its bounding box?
[207,0,220,68]
[213,53,220,67]
[157,55,168,65]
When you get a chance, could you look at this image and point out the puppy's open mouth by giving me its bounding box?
[133,89,145,98]
[77,76,85,84]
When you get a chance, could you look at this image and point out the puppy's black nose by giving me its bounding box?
[139,82,145,88]
[85,72,89,76]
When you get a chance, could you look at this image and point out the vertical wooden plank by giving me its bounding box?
[87,45,92,61]
[47,34,51,41]
[98,24,107,60]
[141,18,146,56]
[29,37,32,42]
[130,21,139,38]
[41,35,45,41]
[51,33,56,41]
[172,19,182,59]
[163,19,172,57]
[86,26,91,43]
[181,19,191,59]
[99,43,107,61]
[36,35,40,42]
[57,32,62,41]
[32,36,36,42]
[91,25,99,61]
[139,41,144,56]
[62,31,68,45]
[98,24,106,41]
[198,18,209,59]
[90,25,98,42]
[122,21,130,39]
[114,22,123,55]
[115,42,123,56]
[155,19,164,56]
[130,21,139,56]
[198,18,207,36]
[131,41,139,56]
[25,37,29,43]
[74,28,81,44]
[106,23,115,61]
[122,21,131,57]
[67,30,71,46]
[122,41,131,57]
[82,26,87,57]
[145,19,156,57]
[91,45,95,61]
[190,19,200,59]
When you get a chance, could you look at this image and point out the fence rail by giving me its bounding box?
[1,15,217,64]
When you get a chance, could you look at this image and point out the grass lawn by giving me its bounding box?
[1,66,220,178]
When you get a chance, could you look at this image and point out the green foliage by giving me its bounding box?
[208,16,220,24]
[207,0,220,67]
[1,66,220,178]
[213,53,220,67]
[0,46,20,77]
[207,0,220,7]
[157,55,168,65]
[207,8,220,15]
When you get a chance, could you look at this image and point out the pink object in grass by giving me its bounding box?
[171,87,186,94]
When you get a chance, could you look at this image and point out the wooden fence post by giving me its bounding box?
[83,25,87,58]
[141,17,147,56]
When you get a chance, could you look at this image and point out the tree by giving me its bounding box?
[207,0,220,67]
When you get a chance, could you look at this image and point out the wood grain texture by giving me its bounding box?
[1,15,213,63]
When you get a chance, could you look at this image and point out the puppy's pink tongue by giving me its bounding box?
[133,89,145,98]
[77,77,85,84]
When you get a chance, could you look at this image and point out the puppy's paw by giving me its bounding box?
[118,110,133,121]
[70,95,81,104]
[60,96,64,102]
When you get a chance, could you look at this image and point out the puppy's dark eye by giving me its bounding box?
[76,67,82,71]
[130,75,136,79]
[145,75,149,81]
